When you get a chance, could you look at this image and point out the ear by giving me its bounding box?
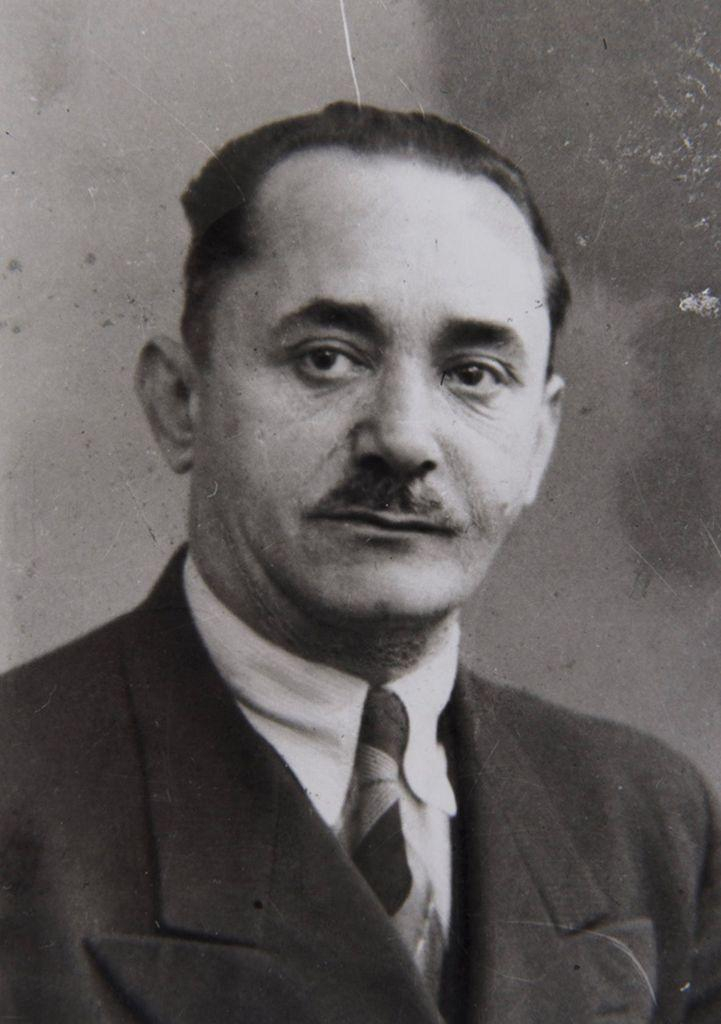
[523,372,564,506]
[135,336,200,474]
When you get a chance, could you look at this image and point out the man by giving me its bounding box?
[0,103,719,1023]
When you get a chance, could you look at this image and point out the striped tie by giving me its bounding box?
[348,687,446,995]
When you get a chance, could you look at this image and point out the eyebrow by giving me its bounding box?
[276,299,384,342]
[439,319,521,351]
[275,300,524,358]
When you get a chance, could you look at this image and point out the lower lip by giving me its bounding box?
[313,515,452,538]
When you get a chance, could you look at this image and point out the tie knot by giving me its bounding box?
[358,688,409,767]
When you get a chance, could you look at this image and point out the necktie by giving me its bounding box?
[348,687,446,995]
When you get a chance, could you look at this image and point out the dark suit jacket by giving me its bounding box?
[1,553,720,1023]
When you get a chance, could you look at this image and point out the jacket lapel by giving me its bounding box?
[450,672,656,1023]
[87,554,442,1024]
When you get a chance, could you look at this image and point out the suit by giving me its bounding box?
[1,551,720,1023]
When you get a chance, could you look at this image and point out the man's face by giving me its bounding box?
[187,149,562,627]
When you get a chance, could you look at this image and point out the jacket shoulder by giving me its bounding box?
[0,607,159,995]
[468,671,704,781]
[461,672,715,855]
[0,546,187,712]
[0,608,148,812]
[0,610,135,713]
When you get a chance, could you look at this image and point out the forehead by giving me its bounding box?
[232,148,548,333]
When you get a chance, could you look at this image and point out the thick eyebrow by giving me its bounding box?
[275,299,384,342]
[439,319,521,353]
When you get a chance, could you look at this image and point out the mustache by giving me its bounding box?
[310,463,468,533]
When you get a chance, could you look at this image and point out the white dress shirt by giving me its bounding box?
[183,555,459,932]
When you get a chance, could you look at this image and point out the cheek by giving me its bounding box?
[451,416,541,522]
[208,388,345,505]
[223,412,239,440]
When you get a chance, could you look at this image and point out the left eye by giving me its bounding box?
[442,362,504,389]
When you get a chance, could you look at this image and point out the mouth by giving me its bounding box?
[308,508,458,536]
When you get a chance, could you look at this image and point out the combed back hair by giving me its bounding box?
[180,102,570,373]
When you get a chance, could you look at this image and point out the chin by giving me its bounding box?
[298,561,476,626]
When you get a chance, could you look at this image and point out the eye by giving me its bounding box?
[307,349,343,372]
[295,344,366,383]
[441,361,509,392]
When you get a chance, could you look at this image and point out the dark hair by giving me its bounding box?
[180,102,570,372]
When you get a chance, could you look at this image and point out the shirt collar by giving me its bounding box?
[183,554,459,825]
[387,643,459,817]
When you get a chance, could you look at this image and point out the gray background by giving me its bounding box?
[2,1,720,793]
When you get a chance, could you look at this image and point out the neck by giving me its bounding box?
[274,609,460,685]
[189,549,460,685]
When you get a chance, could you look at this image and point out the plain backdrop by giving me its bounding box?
[2,0,720,794]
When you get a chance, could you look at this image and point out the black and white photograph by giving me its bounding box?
[2,2,720,1021]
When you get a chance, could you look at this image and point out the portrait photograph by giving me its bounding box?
[1,1,720,1021]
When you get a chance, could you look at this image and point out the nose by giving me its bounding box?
[352,361,441,478]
